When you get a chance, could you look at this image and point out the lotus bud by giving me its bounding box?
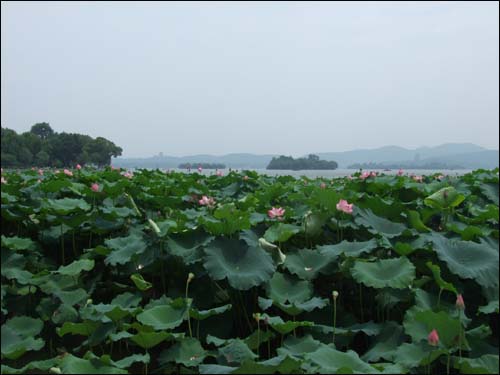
[332,291,339,300]
[148,219,161,235]
[253,312,261,322]
[456,294,465,310]
[428,329,439,346]
[187,272,195,283]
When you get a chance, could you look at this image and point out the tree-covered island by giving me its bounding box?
[267,154,338,170]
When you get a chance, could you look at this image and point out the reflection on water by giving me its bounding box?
[150,168,474,178]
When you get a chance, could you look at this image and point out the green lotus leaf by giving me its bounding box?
[303,212,326,237]
[109,331,133,342]
[129,331,176,349]
[43,198,91,214]
[1,316,44,360]
[166,232,214,265]
[190,304,232,320]
[429,233,499,291]
[318,238,378,260]
[130,273,152,291]
[354,208,407,238]
[51,304,79,325]
[454,354,499,374]
[54,288,88,306]
[109,353,150,369]
[0,358,57,374]
[243,329,275,351]
[266,272,312,304]
[136,298,188,330]
[362,322,404,362]
[426,261,457,294]
[231,355,302,375]
[392,342,447,368]
[60,353,127,374]
[277,334,322,358]
[403,307,467,349]
[424,186,465,209]
[57,321,99,337]
[56,259,95,276]
[351,257,416,289]
[479,183,499,205]
[260,314,314,335]
[159,337,206,367]
[203,237,275,290]
[199,364,235,374]
[406,210,431,232]
[263,223,301,243]
[104,233,147,266]
[305,345,379,374]
[218,339,258,365]
[478,300,499,314]
[284,248,332,280]
[111,292,142,309]
[1,236,36,251]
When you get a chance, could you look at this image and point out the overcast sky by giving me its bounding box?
[1,1,498,157]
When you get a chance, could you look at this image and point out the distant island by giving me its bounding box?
[178,162,226,169]
[267,154,338,170]
[348,161,465,170]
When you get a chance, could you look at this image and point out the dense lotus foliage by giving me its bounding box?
[1,167,499,374]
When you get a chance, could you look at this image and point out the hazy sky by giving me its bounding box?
[1,1,499,157]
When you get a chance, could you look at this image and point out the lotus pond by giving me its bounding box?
[1,167,499,374]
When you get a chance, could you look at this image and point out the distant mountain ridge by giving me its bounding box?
[112,143,498,169]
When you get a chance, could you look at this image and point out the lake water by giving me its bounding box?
[159,168,474,179]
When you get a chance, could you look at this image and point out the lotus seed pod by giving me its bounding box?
[332,291,339,300]
[188,272,195,282]
[253,313,261,322]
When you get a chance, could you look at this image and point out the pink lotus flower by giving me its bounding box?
[91,183,99,192]
[216,170,223,176]
[347,175,353,180]
[370,171,377,177]
[428,329,439,346]
[397,169,404,176]
[0,168,3,174]
[413,175,423,183]
[360,171,371,179]
[336,199,353,214]
[199,195,215,207]
[198,166,203,173]
[38,169,44,176]
[268,207,285,219]
[456,294,465,310]
[76,164,82,170]
[320,182,326,189]
[122,171,133,179]
[1,176,6,184]
[243,175,249,181]
[63,169,73,177]
[31,167,36,171]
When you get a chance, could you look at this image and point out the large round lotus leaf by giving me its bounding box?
[403,307,467,349]
[318,238,378,260]
[263,223,301,243]
[159,337,207,367]
[392,342,447,368]
[424,187,465,209]
[230,355,302,374]
[104,233,147,266]
[111,353,150,369]
[284,248,332,280]
[166,232,214,265]
[261,314,314,335]
[354,207,407,238]
[1,236,36,251]
[479,183,499,205]
[203,238,275,290]
[305,346,378,374]
[429,233,499,291]
[136,298,188,330]
[266,272,312,304]
[43,198,91,215]
[361,321,404,363]
[277,334,322,357]
[218,339,257,365]
[130,331,177,350]
[190,304,232,320]
[56,259,95,276]
[1,316,45,360]
[456,354,499,374]
[351,257,416,289]
[60,353,127,374]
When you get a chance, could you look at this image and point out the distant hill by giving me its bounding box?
[112,143,498,170]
